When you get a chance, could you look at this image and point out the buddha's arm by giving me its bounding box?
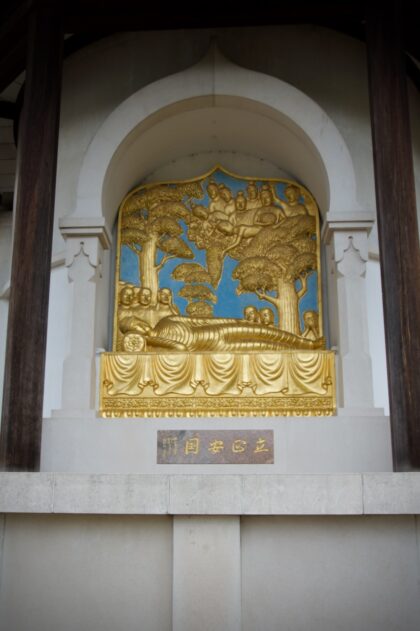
[146,335,188,351]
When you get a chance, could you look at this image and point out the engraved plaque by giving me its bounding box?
[157,430,274,464]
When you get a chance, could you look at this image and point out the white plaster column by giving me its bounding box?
[173,516,241,631]
[53,217,111,417]
[322,213,376,409]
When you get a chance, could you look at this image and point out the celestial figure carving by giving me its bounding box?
[273,183,308,217]
[207,179,225,216]
[235,191,247,212]
[245,181,261,210]
[218,185,236,221]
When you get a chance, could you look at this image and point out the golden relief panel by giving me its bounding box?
[100,166,336,417]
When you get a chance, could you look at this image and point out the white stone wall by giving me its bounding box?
[43,264,71,417]
[366,259,388,413]
[1,512,419,631]
[40,413,393,474]
[0,514,173,631]
[241,515,420,631]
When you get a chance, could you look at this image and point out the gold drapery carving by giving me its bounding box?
[100,351,336,417]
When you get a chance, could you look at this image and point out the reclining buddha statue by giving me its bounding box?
[120,314,325,353]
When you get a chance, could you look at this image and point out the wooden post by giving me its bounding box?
[366,3,420,470]
[0,4,63,471]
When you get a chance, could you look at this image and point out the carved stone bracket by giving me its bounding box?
[321,212,374,261]
[60,216,112,268]
[66,243,101,284]
[322,212,376,410]
[53,217,112,417]
[335,236,367,279]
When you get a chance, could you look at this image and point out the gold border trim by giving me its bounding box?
[100,396,335,418]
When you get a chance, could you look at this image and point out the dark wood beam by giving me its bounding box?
[62,2,364,33]
[0,100,15,119]
[0,4,63,471]
[0,1,33,95]
[366,3,420,470]
[0,44,26,96]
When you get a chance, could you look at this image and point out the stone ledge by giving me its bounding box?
[0,473,419,516]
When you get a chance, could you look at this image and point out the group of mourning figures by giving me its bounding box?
[202,179,313,222]
[192,179,315,251]
[117,284,323,354]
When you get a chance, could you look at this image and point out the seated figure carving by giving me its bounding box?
[301,310,320,340]
[244,305,261,324]
[118,286,183,349]
[260,307,275,327]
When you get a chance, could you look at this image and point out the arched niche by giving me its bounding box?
[57,46,378,419]
[72,47,361,230]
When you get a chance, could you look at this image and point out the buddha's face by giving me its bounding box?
[139,288,151,306]
[120,287,134,306]
[158,288,171,305]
